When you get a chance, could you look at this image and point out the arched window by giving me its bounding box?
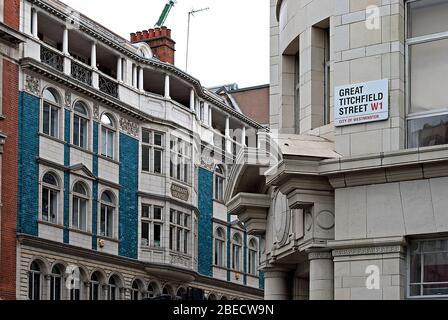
[146,282,159,299]
[41,172,60,224]
[90,272,101,300]
[50,265,63,300]
[162,285,173,297]
[131,280,143,300]
[100,191,115,238]
[72,181,88,231]
[214,165,225,201]
[214,227,225,267]
[101,113,115,159]
[232,233,242,271]
[42,88,60,138]
[73,101,89,149]
[248,239,258,275]
[107,276,120,300]
[28,261,42,300]
[176,287,187,300]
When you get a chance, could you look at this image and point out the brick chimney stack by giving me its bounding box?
[130,26,176,64]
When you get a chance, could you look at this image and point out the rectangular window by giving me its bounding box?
[169,209,191,254]
[142,129,164,174]
[409,239,448,297]
[323,27,331,125]
[170,137,191,184]
[407,0,448,148]
[141,204,164,248]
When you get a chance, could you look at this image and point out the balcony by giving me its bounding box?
[99,74,119,98]
[71,60,92,86]
[40,45,63,72]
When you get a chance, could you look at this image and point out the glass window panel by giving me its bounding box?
[142,145,150,172]
[72,198,79,228]
[153,207,162,220]
[408,114,448,148]
[51,107,59,137]
[80,118,88,148]
[50,190,58,223]
[74,102,87,115]
[423,252,448,283]
[410,38,448,114]
[80,198,87,231]
[154,224,161,247]
[141,222,149,246]
[43,89,58,103]
[154,133,162,146]
[142,205,150,218]
[100,205,106,236]
[101,114,113,127]
[43,104,50,135]
[154,149,162,174]
[106,208,113,237]
[42,188,49,221]
[73,116,80,146]
[408,0,448,38]
[142,130,151,144]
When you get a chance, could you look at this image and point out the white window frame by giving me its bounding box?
[73,101,90,150]
[71,181,89,232]
[214,165,225,202]
[214,228,225,267]
[232,234,242,272]
[405,0,448,147]
[41,88,60,138]
[169,209,191,254]
[100,113,116,159]
[41,172,60,225]
[141,204,163,248]
[99,191,115,239]
[142,129,164,174]
[248,238,258,275]
[170,137,191,184]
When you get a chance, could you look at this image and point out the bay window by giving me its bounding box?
[170,137,191,184]
[407,0,448,148]
[169,209,191,254]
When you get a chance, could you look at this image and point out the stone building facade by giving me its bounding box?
[227,0,448,300]
[6,0,265,300]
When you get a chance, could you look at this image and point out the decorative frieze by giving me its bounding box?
[332,245,404,257]
[24,74,40,96]
[308,251,333,261]
[170,254,191,268]
[119,117,138,138]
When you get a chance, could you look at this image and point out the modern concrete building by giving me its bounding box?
[227,0,448,300]
[9,0,265,300]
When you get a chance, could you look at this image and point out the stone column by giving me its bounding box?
[138,67,144,91]
[164,74,170,98]
[225,116,232,153]
[44,275,51,300]
[32,9,38,38]
[132,64,137,88]
[116,57,122,82]
[263,268,291,300]
[90,42,97,69]
[308,251,334,300]
[62,28,69,55]
[190,89,195,111]
[241,126,246,146]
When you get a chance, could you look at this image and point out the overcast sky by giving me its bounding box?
[60,0,269,88]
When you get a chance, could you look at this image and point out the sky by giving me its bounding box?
[60,0,270,89]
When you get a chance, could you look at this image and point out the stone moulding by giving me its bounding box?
[332,245,404,257]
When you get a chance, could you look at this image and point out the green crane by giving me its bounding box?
[155,0,177,27]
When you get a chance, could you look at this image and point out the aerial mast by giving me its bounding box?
[185,7,209,72]
[155,0,177,27]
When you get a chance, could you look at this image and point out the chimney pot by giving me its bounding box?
[130,27,175,64]
[143,30,149,39]
[136,31,142,41]
[154,28,161,37]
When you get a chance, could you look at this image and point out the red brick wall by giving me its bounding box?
[3,0,21,30]
[0,59,19,300]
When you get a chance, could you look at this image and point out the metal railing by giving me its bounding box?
[40,45,64,72]
[99,74,119,98]
[71,61,92,86]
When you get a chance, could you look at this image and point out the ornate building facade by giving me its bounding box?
[6,0,265,300]
[228,0,448,300]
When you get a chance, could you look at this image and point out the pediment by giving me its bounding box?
[69,163,96,179]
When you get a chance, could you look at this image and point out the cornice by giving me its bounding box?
[28,0,263,130]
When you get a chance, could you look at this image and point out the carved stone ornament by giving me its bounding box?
[170,254,191,268]
[119,117,139,138]
[332,245,404,257]
[24,74,40,96]
[93,105,100,121]
[65,91,72,108]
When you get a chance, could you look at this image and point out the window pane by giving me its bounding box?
[42,188,49,221]
[101,127,107,156]
[169,226,175,250]
[177,228,182,251]
[423,252,448,283]
[106,208,113,237]
[72,198,79,228]
[184,230,189,254]
[408,114,448,148]
[408,0,448,38]
[100,205,106,235]
[43,104,50,135]
[142,130,151,144]
[50,190,58,223]
[80,199,87,231]
[142,145,150,172]
[154,133,162,146]
[51,107,59,137]
[153,207,162,220]
[80,118,88,148]
[154,224,161,247]
[107,131,114,158]
[142,205,150,218]
[73,116,80,146]
[154,149,162,174]
[141,222,149,246]
[410,38,448,114]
